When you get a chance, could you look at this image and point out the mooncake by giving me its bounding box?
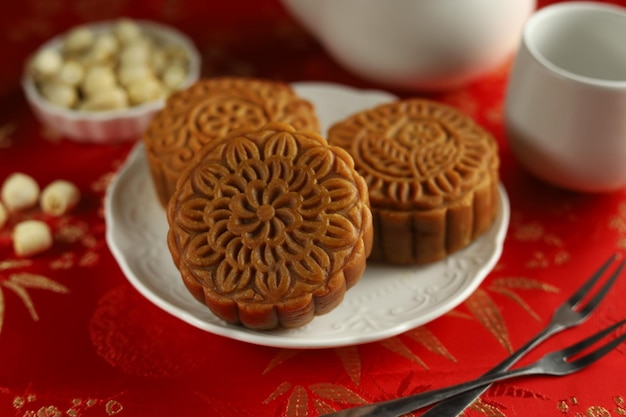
[328,99,499,265]
[143,77,320,206]
[167,123,373,330]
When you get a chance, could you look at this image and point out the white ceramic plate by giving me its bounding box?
[105,81,510,349]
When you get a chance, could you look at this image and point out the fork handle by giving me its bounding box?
[419,324,560,417]
[320,363,545,417]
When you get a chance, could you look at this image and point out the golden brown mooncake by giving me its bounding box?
[328,99,499,265]
[143,76,321,207]
[167,123,373,330]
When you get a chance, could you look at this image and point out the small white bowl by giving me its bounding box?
[22,20,201,144]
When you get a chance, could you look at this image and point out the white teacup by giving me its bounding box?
[505,2,626,193]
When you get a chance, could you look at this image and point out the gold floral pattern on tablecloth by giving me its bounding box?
[261,270,562,415]
[557,395,626,416]
[0,260,69,333]
[88,285,209,378]
[6,389,124,417]
[2,1,626,416]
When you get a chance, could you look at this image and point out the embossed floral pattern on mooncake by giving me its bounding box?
[167,123,373,330]
[328,99,499,210]
[144,77,321,206]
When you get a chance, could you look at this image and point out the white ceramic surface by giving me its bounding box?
[105,82,510,348]
[281,0,535,91]
[22,20,201,144]
[505,2,626,192]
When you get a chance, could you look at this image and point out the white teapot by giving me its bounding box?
[281,0,536,90]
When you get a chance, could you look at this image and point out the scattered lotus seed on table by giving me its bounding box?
[40,180,81,216]
[1,172,40,212]
[13,220,53,257]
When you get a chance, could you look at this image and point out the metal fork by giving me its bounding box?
[419,253,625,417]
[320,318,626,417]
[321,254,625,417]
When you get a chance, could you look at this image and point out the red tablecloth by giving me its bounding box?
[2,1,626,416]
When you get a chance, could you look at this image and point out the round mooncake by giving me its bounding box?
[167,123,373,330]
[328,99,499,265]
[143,76,320,206]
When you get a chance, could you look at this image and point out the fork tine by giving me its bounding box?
[567,328,626,373]
[561,318,626,359]
[578,259,626,317]
[567,253,619,308]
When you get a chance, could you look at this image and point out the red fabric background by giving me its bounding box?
[1,1,626,416]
